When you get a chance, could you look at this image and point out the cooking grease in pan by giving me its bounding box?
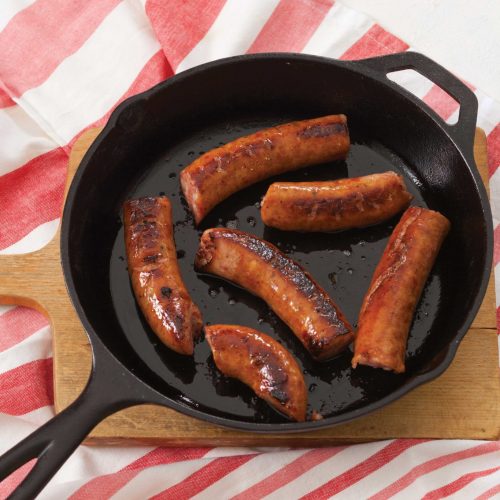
[109,114,444,423]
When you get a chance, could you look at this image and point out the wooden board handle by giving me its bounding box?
[0,247,57,313]
[0,128,104,313]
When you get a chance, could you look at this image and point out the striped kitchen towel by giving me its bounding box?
[0,0,499,497]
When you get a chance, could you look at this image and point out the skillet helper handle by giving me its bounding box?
[357,51,478,157]
[0,353,141,500]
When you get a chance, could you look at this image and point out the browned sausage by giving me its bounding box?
[195,229,354,361]
[352,206,450,373]
[205,324,307,421]
[261,171,413,232]
[180,115,350,224]
[124,196,202,355]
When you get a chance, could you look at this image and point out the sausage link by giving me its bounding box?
[261,171,412,232]
[181,115,349,224]
[124,196,202,355]
[195,229,354,361]
[205,324,307,421]
[352,206,450,373]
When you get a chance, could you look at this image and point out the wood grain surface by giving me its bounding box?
[0,127,497,445]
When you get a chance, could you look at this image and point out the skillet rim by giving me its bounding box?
[60,52,493,432]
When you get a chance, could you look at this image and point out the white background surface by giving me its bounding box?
[343,0,500,101]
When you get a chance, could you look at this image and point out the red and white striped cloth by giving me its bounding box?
[0,1,499,497]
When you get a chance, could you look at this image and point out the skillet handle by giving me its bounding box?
[357,51,478,157]
[0,348,144,500]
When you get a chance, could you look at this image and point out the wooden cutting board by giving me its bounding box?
[0,128,498,445]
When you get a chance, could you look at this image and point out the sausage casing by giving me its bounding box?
[124,196,202,355]
[261,171,413,232]
[352,206,450,373]
[195,229,354,361]
[205,324,307,421]
[180,114,349,224]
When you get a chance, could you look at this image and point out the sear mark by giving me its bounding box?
[270,388,290,404]
[143,254,160,263]
[298,122,346,138]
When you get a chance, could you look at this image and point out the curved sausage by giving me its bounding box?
[205,324,307,421]
[180,114,349,224]
[195,229,354,361]
[352,206,450,373]
[261,171,413,232]
[124,196,202,355]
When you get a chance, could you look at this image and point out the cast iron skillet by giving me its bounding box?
[0,52,492,499]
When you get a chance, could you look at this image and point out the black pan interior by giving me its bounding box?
[64,55,489,427]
